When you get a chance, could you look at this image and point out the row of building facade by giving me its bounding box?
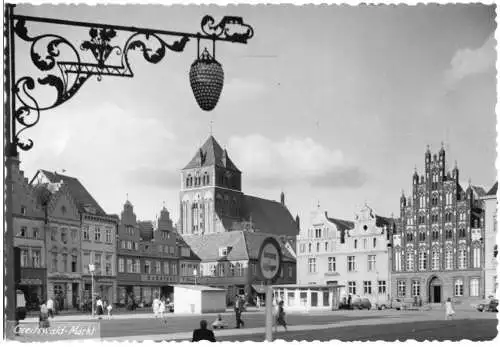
[13,135,300,309]
[296,145,497,307]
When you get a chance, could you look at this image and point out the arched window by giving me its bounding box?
[406,251,414,271]
[431,250,440,270]
[186,175,192,188]
[472,245,480,268]
[406,232,413,242]
[373,238,377,248]
[418,250,427,270]
[445,249,453,269]
[419,231,426,242]
[354,239,358,249]
[432,229,439,240]
[445,229,453,239]
[458,248,467,269]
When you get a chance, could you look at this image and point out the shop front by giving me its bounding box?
[47,274,81,310]
[82,275,116,308]
[117,274,178,308]
[19,268,47,311]
[272,284,344,312]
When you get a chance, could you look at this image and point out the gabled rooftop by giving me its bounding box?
[183,136,240,172]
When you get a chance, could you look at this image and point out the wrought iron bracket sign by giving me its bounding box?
[6,6,254,155]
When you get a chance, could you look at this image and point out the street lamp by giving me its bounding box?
[88,264,95,318]
[3,4,253,324]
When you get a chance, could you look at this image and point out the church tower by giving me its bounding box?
[179,136,243,235]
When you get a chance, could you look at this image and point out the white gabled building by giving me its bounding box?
[297,204,395,308]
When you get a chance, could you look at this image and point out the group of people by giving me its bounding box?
[95,296,113,319]
[152,296,170,323]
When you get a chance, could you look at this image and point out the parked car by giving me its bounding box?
[477,298,498,313]
[390,299,406,310]
[351,297,372,310]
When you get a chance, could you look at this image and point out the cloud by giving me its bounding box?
[227,134,366,188]
[445,35,496,88]
[125,167,180,188]
[221,78,266,103]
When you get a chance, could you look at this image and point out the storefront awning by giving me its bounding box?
[252,284,266,294]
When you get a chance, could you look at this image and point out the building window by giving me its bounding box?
[172,263,177,275]
[308,243,311,253]
[217,263,225,277]
[106,229,112,243]
[445,249,453,270]
[62,254,68,272]
[395,250,402,271]
[406,232,413,242]
[71,255,77,272]
[300,243,305,253]
[94,227,101,241]
[419,250,427,271]
[155,262,161,274]
[20,249,29,267]
[368,255,376,272]
[127,241,132,250]
[458,249,467,269]
[229,263,235,276]
[470,278,479,297]
[328,257,336,272]
[95,253,101,272]
[163,262,169,275]
[354,240,358,249]
[363,239,367,249]
[411,280,420,297]
[473,246,480,268]
[308,258,317,273]
[445,229,453,240]
[316,242,320,252]
[431,250,440,270]
[373,238,377,248]
[20,205,27,215]
[458,228,466,238]
[315,228,322,238]
[133,259,139,273]
[378,281,387,294]
[454,278,464,296]
[432,229,439,240]
[33,250,41,268]
[144,261,151,274]
[406,252,414,271]
[118,258,124,272]
[348,281,356,295]
[397,280,406,297]
[236,262,243,276]
[418,231,426,242]
[61,228,68,244]
[83,226,89,240]
[347,256,356,272]
[288,266,293,278]
[106,261,112,276]
[71,228,77,241]
[18,226,27,238]
[363,281,372,294]
[51,253,58,272]
[33,228,39,239]
[325,242,328,252]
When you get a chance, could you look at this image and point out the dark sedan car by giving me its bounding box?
[351,297,372,310]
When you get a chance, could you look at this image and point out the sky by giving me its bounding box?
[11,3,497,228]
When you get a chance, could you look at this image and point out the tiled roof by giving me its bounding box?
[183,136,240,172]
[375,215,395,228]
[486,182,498,196]
[37,170,106,215]
[325,212,354,232]
[471,185,487,198]
[241,195,299,237]
[182,230,296,263]
[176,236,202,261]
[182,231,249,262]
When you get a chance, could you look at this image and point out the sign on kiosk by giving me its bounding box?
[258,237,282,283]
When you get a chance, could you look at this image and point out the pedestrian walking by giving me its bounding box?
[106,302,113,320]
[445,298,455,320]
[153,295,161,319]
[192,320,216,342]
[96,297,104,318]
[347,294,352,310]
[39,302,50,328]
[275,300,288,332]
[159,297,167,324]
[46,298,54,319]
[234,295,244,328]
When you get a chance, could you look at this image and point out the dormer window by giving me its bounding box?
[219,247,228,257]
[20,205,27,215]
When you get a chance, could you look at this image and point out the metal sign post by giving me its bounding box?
[265,281,273,341]
[257,237,282,342]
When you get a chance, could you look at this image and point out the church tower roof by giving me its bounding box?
[183,135,241,172]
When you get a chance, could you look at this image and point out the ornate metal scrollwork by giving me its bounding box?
[9,14,254,152]
[201,15,254,43]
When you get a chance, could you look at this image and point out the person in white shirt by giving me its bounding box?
[46,298,54,319]
[96,297,103,318]
[152,296,160,318]
[106,303,113,320]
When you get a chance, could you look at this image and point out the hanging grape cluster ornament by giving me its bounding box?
[190,46,224,111]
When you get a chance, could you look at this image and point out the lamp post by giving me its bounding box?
[3,3,253,324]
[88,264,95,318]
